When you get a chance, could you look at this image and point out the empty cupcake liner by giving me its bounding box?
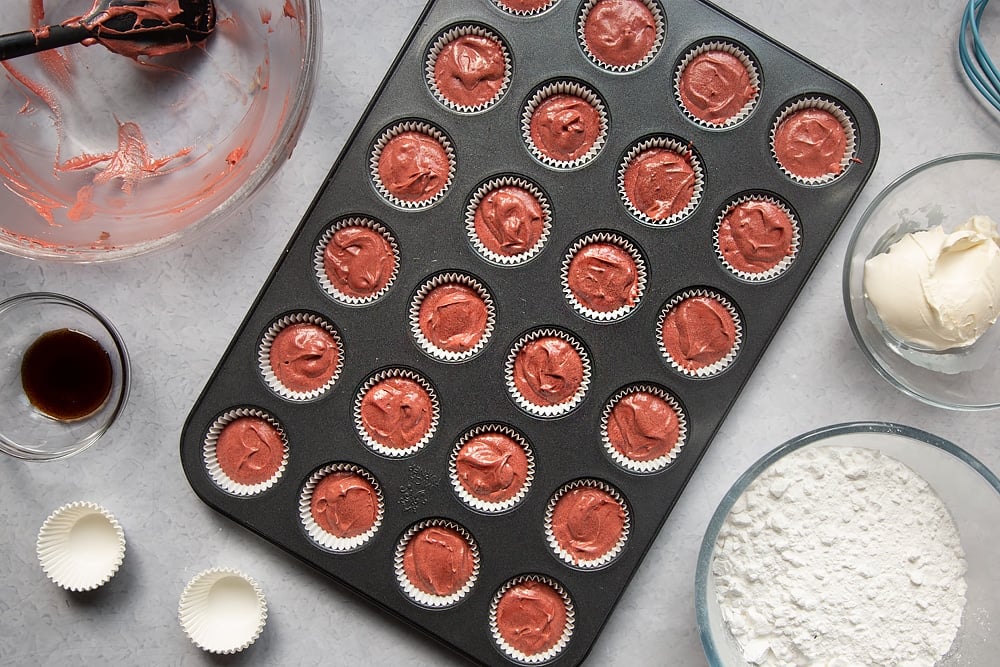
[409,272,496,362]
[544,479,631,568]
[713,194,801,282]
[578,0,665,72]
[203,408,289,496]
[521,81,608,170]
[394,519,480,608]
[426,25,512,113]
[505,328,591,418]
[770,96,857,185]
[449,423,535,513]
[489,574,575,663]
[465,176,552,266]
[314,217,400,306]
[656,288,743,378]
[354,369,440,457]
[258,313,344,401]
[560,231,647,322]
[491,0,560,16]
[299,463,384,552]
[674,40,760,129]
[370,121,456,209]
[36,501,126,592]
[618,136,705,226]
[178,568,267,655]
[600,384,688,473]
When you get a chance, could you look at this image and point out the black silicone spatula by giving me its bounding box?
[0,0,216,61]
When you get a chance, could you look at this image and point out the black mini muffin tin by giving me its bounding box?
[180,0,879,664]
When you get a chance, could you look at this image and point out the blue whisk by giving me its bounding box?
[960,0,1000,112]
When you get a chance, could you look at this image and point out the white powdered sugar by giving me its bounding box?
[712,445,967,666]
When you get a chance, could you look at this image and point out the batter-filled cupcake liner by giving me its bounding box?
[560,231,647,322]
[656,288,743,378]
[426,25,512,114]
[449,423,535,513]
[409,272,496,362]
[505,328,592,418]
[299,463,384,552]
[674,40,760,129]
[618,136,705,227]
[178,568,268,655]
[36,501,126,592]
[465,176,552,266]
[258,313,344,401]
[770,96,857,185]
[489,574,576,663]
[354,369,440,457]
[600,384,688,473]
[713,194,800,282]
[521,81,609,170]
[314,217,400,306]
[577,0,665,73]
[203,408,288,496]
[491,0,560,16]
[544,478,631,568]
[370,121,456,209]
[394,519,480,607]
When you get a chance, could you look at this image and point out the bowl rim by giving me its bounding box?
[694,421,1000,666]
[0,0,323,264]
[841,151,1000,411]
[0,291,131,460]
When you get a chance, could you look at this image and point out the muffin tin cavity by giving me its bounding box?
[259,313,343,400]
[181,1,878,664]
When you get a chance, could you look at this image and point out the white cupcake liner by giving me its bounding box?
[770,97,857,185]
[505,328,591,418]
[656,288,743,378]
[489,574,575,663]
[409,272,496,362]
[203,408,288,496]
[449,423,535,513]
[578,0,664,72]
[674,40,760,129]
[618,136,704,226]
[354,369,440,457]
[178,568,267,655]
[521,81,608,170]
[299,463,384,551]
[560,231,647,322]
[36,501,126,592]
[492,0,559,16]
[394,519,480,607]
[258,313,343,400]
[370,121,456,209]
[426,25,512,113]
[600,384,687,473]
[465,176,552,266]
[713,194,800,282]
[314,217,399,305]
[544,479,631,568]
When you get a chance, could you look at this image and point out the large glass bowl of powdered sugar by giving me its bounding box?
[844,153,1000,410]
[696,422,1000,667]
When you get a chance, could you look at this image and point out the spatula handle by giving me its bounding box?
[0,25,91,61]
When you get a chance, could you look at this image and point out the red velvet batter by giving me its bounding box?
[433,34,506,108]
[678,50,756,125]
[418,283,488,353]
[623,147,696,221]
[497,0,553,10]
[310,471,379,538]
[360,376,434,449]
[513,336,584,407]
[473,185,545,257]
[377,131,450,203]
[215,416,284,486]
[455,431,529,503]
[402,525,476,597]
[660,295,738,371]
[495,580,568,656]
[529,94,601,162]
[567,242,639,312]
[773,107,847,179]
[268,323,339,393]
[606,391,681,461]
[323,225,397,299]
[583,0,657,68]
[550,486,626,562]
[718,200,795,274]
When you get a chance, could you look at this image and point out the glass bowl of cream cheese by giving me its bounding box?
[696,422,1000,667]
[0,0,320,262]
[843,153,1000,410]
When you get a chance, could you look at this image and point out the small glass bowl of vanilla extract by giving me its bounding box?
[0,293,130,460]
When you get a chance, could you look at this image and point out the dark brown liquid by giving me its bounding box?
[20,328,113,421]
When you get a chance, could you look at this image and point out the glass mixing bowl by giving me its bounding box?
[0,0,320,261]
[843,153,1000,410]
[696,422,1000,666]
